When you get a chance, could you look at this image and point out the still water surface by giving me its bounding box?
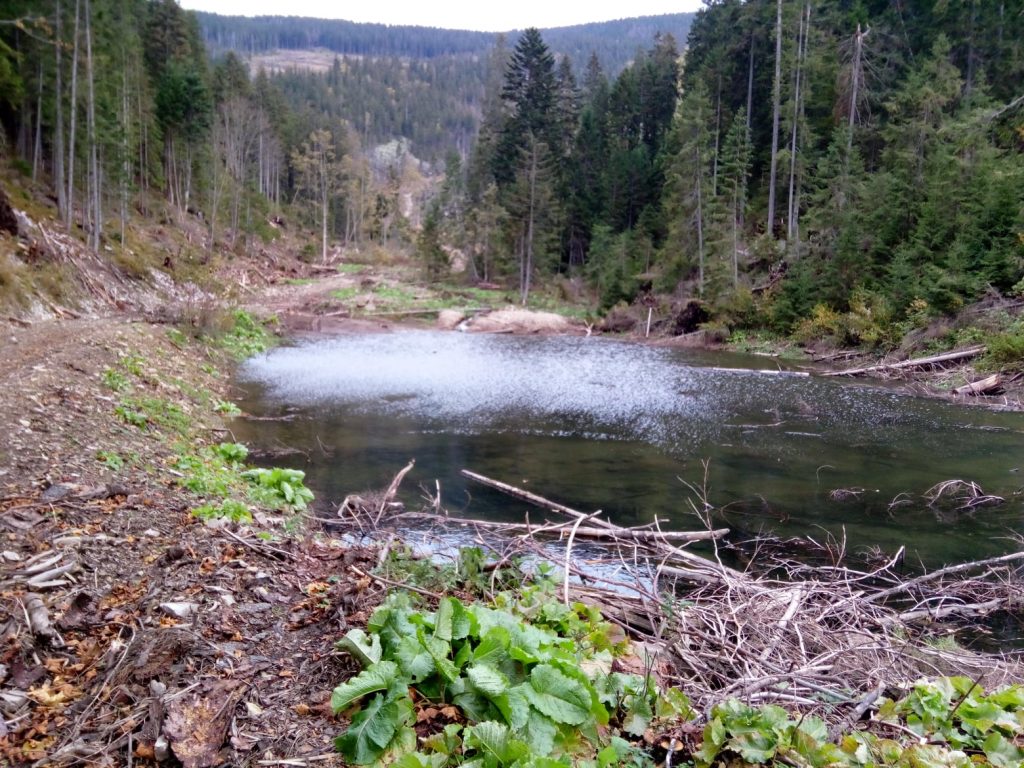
[233,330,1024,566]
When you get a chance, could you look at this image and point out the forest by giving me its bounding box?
[440,0,1024,343]
[0,0,1022,346]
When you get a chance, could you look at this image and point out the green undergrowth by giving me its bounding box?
[98,326,310,527]
[330,553,1024,768]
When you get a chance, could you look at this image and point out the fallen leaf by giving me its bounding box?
[134,742,156,759]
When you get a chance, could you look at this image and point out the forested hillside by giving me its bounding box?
[440,0,1024,343]
[195,12,695,77]
[2,0,1022,351]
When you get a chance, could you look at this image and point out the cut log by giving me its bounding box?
[823,346,986,377]
[954,373,1002,396]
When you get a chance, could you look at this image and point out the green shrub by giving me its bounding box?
[242,467,314,511]
[330,593,691,766]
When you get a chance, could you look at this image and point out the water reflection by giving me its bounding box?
[234,330,1024,566]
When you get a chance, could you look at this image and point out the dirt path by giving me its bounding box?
[0,316,378,767]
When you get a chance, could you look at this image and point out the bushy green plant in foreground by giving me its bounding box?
[331,587,1024,768]
[172,442,315,522]
[331,592,689,766]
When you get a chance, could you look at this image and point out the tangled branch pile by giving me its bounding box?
[338,466,1024,727]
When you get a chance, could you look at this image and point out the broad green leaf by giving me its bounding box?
[336,629,382,667]
[729,729,778,764]
[621,710,650,737]
[795,715,828,744]
[960,699,1017,733]
[468,664,509,698]
[473,627,511,666]
[464,721,529,766]
[655,687,694,720]
[335,694,401,764]
[454,689,497,722]
[394,635,435,681]
[419,630,459,683]
[331,661,400,713]
[495,686,530,730]
[523,664,591,726]
[454,641,473,670]
[434,597,457,641]
[520,706,558,756]
[422,723,463,755]
[984,732,1024,768]
[393,753,445,768]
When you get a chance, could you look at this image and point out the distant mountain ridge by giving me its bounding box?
[196,12,694,76]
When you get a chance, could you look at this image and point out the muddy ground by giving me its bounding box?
[0,316,388,767]
[2,228,1022,766]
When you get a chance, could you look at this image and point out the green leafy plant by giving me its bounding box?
[330,593,685,766]
[101,367,130,392]
[119,352,146,377]
[242,467,314,511]
[96,450,125,471]
[219,309,275,360]
[114,404,148,428]
[193,498,253,524]
[876,677,1024,767]
[213,399,242,416]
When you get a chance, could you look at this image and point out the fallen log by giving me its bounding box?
[824,346,985,377]
[460,469,743,581]
[954,373,1002,396]
[403,510,728,543]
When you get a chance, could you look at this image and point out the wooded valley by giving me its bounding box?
[1,0,1022,349]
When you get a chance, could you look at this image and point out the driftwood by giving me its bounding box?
[407,512,727,543]
[824,345,985,377]
[326,461,1024,721]
[954,373,1002,396]
[459,469,743,583]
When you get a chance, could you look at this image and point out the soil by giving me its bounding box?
[0,316,386,767]
[1,194,1021,765]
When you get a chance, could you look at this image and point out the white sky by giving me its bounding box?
[177,0,704,33]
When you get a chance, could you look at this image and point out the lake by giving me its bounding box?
[233,329,1024,567]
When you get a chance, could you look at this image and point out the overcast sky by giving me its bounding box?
[177,0,704,33]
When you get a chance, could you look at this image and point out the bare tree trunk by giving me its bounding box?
[85,0,100,251]
[766,0,783,237]
[786,3,809,243]
[847,24,868,159]
[120,62,129,248]
[746,33,754,133]
[32,63,43,181]
[321,184,328,263]
[55,0,67,221]
[712,76,721,197]
[66,0,80,229]
[732,188,739,289]
[695,144,705,297]
[522,139,537,306]
[965,0,977,97]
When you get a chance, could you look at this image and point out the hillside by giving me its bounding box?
[196,12,695,76]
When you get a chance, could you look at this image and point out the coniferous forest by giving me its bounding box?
[1,1,1022,346]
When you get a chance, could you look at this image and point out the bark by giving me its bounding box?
[766,0,784,236]
[85,0,100,251]
[66,0,80,229]
[32,63,43,182]
[695,144,705,297]
[786,3,810,243]
[55,0,66,222]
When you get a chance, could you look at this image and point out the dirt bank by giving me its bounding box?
[0,316,375,766]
